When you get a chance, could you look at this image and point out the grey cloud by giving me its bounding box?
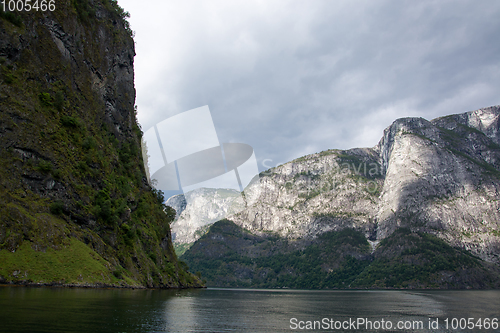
[120,0,500,186]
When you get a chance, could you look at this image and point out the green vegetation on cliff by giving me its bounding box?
[182,220,499,289]
[350,228,496,289]
[0,0,201,287]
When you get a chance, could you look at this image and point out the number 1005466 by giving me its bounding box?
[1,0,55,12]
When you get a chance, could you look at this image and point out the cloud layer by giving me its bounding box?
[119,0,500,176]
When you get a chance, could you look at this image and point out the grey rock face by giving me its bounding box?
[228,149,383,240]
[228,106,500,263]
[175,106,500,264]
[167,188,246,244]
[434,105,500,144]
[375,109,500,263]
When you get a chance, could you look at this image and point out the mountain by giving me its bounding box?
[0,1,202,288]
[166,188,246,255]
[181,105,500,289]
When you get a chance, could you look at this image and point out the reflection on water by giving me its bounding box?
[0,286,499,332]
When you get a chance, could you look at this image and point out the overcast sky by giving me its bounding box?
[118,0,500,176]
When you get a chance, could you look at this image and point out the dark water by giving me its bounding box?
[0,287,499,332]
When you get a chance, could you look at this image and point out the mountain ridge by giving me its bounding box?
[180,105,500,288]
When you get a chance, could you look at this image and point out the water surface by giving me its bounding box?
[0,286,499,332]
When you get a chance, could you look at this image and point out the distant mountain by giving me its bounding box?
[181,105,500,289]
[166,188,246,255]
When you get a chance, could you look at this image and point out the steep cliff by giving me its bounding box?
[171,148,383,253]
[181,106,500,288]
[0,0,202,288]
[374,106,500,262]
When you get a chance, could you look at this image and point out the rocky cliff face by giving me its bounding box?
[167,188,244,246]
[224,106,500,263]
[169,149,384,250]
[181,106,500,288]
[0,1,201,288]
[374,106,500,262]
[178,106,500,266]
[229,148,383,240]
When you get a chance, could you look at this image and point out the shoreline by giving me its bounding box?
[2,281,493,291]
[0,281,207,290]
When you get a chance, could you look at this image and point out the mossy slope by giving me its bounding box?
[182,220,499,289]
[0,1,202,287]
